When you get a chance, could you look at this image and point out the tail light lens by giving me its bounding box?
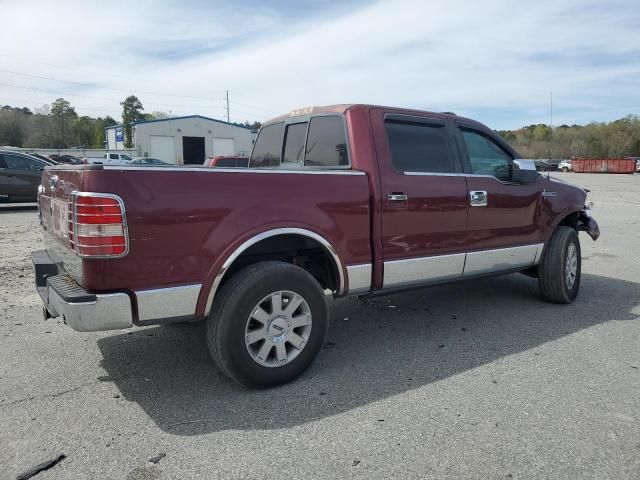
[69,193,128,257]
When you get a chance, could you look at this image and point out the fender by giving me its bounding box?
[546,204,599,242]
[197,227,346,317]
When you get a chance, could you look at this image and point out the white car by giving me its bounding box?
[558,160,572,172]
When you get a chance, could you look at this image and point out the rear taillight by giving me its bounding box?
[69,192,128,257]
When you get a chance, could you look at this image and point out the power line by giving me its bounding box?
[0,81,227,111]
[0,67,228,101]
[0,67,277,116]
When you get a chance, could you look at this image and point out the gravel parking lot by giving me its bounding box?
[1,173,639,479]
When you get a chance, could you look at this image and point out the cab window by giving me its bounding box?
[385,120,454,173]
[282,122,308,166]
[461,129,512,181]
[304,116,348,167]
[250,122,284,168]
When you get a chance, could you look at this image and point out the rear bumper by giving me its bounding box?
[32,250,133,332]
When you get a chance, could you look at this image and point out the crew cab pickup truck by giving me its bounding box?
[33,104,600,388]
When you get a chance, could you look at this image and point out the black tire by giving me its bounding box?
[561,167,569,173]
[207,261,328,388]
[538,226,581,303]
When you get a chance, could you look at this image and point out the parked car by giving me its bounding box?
[129,157,170,166]
[533,159,560,171]
[27,153,59,165]
[84,153,133,165]
[48,154,84,165]
[558,159,572,172]
[205,155,250,168]
[32,104,600,388]
[626,157,640,172]
[0,150,48,202]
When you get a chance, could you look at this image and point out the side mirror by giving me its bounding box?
[512,159,539,184]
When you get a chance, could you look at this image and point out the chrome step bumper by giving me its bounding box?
[32,250,133,332]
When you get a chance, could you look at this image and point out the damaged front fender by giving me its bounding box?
[577,207,600,241]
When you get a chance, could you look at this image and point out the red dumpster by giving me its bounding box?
[571,158,636,174]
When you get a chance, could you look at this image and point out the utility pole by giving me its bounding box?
[225,90,230,123]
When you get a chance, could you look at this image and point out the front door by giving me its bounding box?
[371,109,469,289]
[454,123,543,276]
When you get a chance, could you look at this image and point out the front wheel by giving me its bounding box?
[207,261,328,388]
[561,167,569,172]
[538,226,581,303]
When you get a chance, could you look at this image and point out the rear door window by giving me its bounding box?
[4,154,44,171]
[304,116,348,167]
[384,120,454,173]
[250,122,284,167]
[109,154,119,160]
[282,122,308,166]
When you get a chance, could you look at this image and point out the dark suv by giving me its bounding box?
[0,150,48,202]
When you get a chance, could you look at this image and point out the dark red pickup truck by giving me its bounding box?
[33,104,599,387]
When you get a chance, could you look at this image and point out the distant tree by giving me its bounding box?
[50,98,77,147]
[73,116,95,147]
[103,116,118,127]
[120,95,144,148]
[0,109,26,146]
[150,111,169,120]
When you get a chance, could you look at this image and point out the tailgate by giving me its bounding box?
[39,165,100,284]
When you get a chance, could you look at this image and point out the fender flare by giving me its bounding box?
[201,227,346,316]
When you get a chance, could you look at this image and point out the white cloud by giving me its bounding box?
[0,0,638,128]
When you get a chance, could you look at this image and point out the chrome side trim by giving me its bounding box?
[103,166,365,175]
[204,228,345,315]
[383,253,465,288]
[136,284,201,322]
[533,243,545,265]
[346,263,372,294]
[463,244,539,277]
[47,287,132,332]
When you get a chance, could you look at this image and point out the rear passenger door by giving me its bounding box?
[454,123,543,275]
[371,110,469,289]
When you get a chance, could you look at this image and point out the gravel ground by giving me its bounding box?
[1,174,639,480]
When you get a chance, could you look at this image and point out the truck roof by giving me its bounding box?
[263,104,476,126]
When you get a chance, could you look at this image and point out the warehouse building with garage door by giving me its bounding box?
[105,115,254,165]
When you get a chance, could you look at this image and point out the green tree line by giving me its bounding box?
[497,115,640,159]
[0,95,262,149]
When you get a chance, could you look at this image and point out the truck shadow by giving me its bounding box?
[97,273,638,435]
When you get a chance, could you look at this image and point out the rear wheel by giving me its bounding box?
[207,261,328,388]
[538,226,581,303]
[561,167,569,172]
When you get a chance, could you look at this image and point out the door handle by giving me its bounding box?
[470,190,488,207]
[387,193,408,201]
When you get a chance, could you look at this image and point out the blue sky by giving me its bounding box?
[0,0,638,129]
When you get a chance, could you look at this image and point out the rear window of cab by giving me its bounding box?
[250,115,349,168]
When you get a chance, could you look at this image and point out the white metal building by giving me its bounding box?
[105,125,126,151]
[105,115,254,164]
